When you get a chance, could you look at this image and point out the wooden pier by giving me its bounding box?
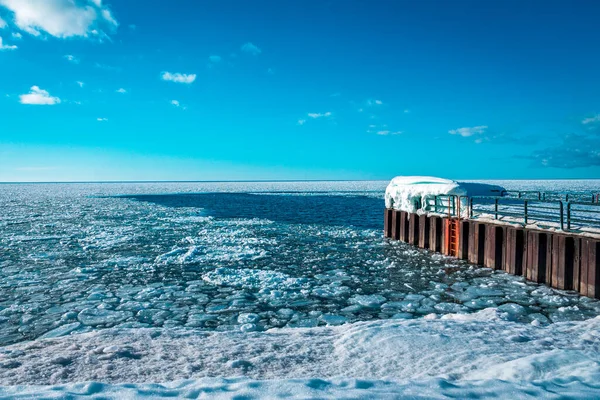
[384,207,600,299]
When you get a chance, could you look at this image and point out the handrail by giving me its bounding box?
[421,194,600,233]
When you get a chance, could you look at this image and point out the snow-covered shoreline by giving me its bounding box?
[2,309,600,398]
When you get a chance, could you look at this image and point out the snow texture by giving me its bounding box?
[384,176,505,214]
[1,311,600,398]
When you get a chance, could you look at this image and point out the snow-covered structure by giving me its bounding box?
[384,176,506,215]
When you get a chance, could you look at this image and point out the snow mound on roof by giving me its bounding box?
[384,176,505,213]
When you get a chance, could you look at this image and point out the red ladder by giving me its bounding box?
[447,219,460,257]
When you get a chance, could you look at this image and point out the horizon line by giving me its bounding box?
[2,178,600,184]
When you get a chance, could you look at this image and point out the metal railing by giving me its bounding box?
[504,190,600,204]
[422,193,600,234]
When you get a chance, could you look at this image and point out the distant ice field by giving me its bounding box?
[1,180,600,397]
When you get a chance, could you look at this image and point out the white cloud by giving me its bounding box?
[0,0,118,38]
[208,55,221,63]
[403,109,410,113]
[64,54,79,64]
[19,86,60,105]
[297,119,306,126]
[170,99,187,110]
[366,99,383,107]
[241,42,261,55]
[449,125,488,137]
[76,81,84,88]
[0,15,6,28]
[97,117,108,122]
[582,114,600,125]
[308,112,332,119]
[11,32,21,39]
[116,88,126,93]
[161,71,196,84]
[376,130,402,136]
[0,36,16,50]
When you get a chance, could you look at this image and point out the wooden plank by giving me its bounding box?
[418,214,430,249]
[429,216,442,252]
[457,220,470,260]
[399,211,409,242]
[408,213,419,246]
[390,210,399,240]
[526,230,550,283]
[468,222,485,265]
[581,239,600,298]
[384,209,392,238]
[484,223,496,269]
[504,227,525,275]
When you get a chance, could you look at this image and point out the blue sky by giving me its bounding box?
[1,0,599,182]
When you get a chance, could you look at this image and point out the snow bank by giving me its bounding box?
[2,310,600,398]
[384,176,505,214]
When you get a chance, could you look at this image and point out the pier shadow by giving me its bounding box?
[120,193,383,229]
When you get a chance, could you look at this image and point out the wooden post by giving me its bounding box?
[384,209,393,238]
[504,227,525,276]
[399,211,409,242]
[581,239,600,298]
[526,231,552,284]
[551,234,578,291]
[457,220,470,260]
[484,224,504,270]
[418,214,430,249]
[391,210,400,240]
[408,213,420,246]
[468,221,486,266]
[429,216,443,252]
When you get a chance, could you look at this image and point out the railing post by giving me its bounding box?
[524,200,528,225]
[559,201,564,231]
[434,196,438,213]
[567,202,571,230]
[494,198,498,220]
[469,197,473,219]
[537,191,541,200]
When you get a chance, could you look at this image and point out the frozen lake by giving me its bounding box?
[1,180,600,398]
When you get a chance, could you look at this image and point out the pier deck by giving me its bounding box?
[384,191,600,298]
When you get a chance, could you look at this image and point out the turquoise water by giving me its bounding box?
[1,180,600,347]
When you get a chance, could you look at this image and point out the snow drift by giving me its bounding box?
[384,176,506,214]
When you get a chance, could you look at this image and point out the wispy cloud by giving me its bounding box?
[0,36,17,50]
[116,88,127,94]
[297,119,306,126]
[308,112,332,119]
[94,62,120,72]
[76,81,84,88]
[208,55,221,63]
[161,71,196,84]
[241,42,261,55]
[366,99,384,107]
[0,0,118,39]
[19,86,60,105]
[97,117,108,122]
[367,124,401,135]
[0,16,6,29]
[11,32,22,39]
[527,133,600,168]
[449,125,488,137]
[64,54,80,64]
[582,114,600,125]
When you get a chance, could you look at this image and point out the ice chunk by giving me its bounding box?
[77,309,132,327]
[319,314,348,326]
[39,323,81,339]
[349,295,387,308]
